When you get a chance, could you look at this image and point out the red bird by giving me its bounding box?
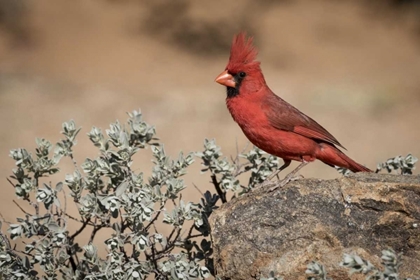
[215,33,371,190]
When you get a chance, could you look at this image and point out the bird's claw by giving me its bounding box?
[267,174,304,192]
[268,179,289,192]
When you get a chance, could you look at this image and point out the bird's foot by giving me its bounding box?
[267,174,304,192]
[267,161,308,191]
[259,180,275,189]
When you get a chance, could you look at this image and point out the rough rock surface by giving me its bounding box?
[209,173,420,279]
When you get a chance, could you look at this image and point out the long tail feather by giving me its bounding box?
[316,143,371,172]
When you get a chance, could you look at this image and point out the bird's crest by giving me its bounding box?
[227,32,259,72]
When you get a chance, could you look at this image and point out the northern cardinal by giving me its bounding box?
[215,33,371,190]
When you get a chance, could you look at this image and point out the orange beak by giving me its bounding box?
[215,70,236,88]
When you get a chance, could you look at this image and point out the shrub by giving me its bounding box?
[0,110,281,279]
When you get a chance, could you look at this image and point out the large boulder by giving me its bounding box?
[209,173,420,279]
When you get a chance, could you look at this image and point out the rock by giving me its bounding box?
[209,173,420,280]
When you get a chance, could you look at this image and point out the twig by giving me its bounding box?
[69,152,79,171]
[62,186,67,218]
[33,201,39,216]
[233,163,251,177]
[145,204,165,231]
[185,221,196,240]
[131,244,137,259]
[233,140,250,165]
[89,224,104,243]
[211,174,226,203]
[7,178,16,189]
[12,248,34,257]
[150,239,159,271]
[0,212,8,224]
[187,233,204,239]
[119,209,125,233]
[155,227,182,260]
[67,247,77,272]
[13,200,30,215]
[233,137,240,165]
[120,242,129,262]
[69,217,91,240]
[192,183,204,197]
[63,212,85,224]
[167,227,177,243]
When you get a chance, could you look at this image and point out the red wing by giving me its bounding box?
[263,92,346,149]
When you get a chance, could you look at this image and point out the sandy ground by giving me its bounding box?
[0,0,419,262]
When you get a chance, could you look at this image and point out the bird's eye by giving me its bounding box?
[239,72,246,78]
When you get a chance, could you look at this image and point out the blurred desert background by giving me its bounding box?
[1,0,420,262]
